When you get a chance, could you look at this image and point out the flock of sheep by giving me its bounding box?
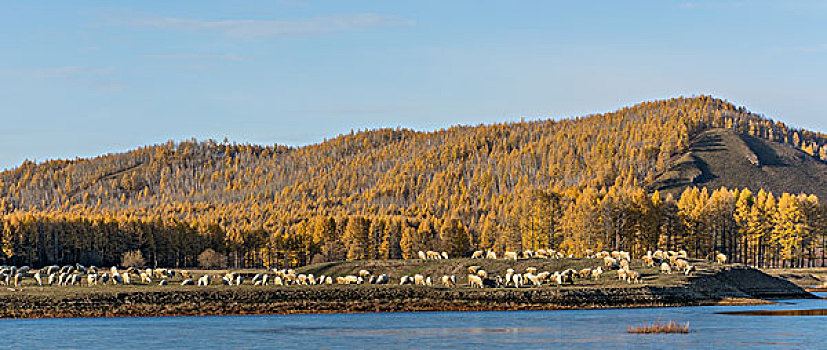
[0,249,726,290]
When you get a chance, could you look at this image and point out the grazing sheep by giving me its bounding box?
[44,265,60,275]
[418,251,427,260]
[591,266,603,280]
[441,252,449,260]
[626,270,641,284]
[604,256,617,267]
[485,251,497,260]
[110,266,118,274]
[511,273,523,288]
[297,274,308,285]
[197,275,211,286]
[33,272,42,286]
[308,274,317,285]
[716,253,728,264]
[399,276,413,285]
[578,268,592,279]
[159,280,168,286]
[324,276,333,285]
[12,273,21,287]
[675,259,690,272]
[48,273,56,286]
[181,279,194,286]
[619,259,630,270]
[471,250,484,259]
[536,249,550,259]
[426,251,441,260]
[251,274,262,285]
[358,270,372,279]
[100,273,109,286]
[111,272,122,285]
[69,274,80,286]
[441,275,457,288]
[660,262,672,274]
[273,276,283,286]
[340,275,361,285]
[617,269,628,281]
[426,276,433,286]
[262,274,270,286]
[537,271,552,282]
[476,270,488,279]
[86,274,98,286]
[468,274,484,288]
[524,273,542,287]
[414,274,427,286]
[222,276,232,285]
[374,274,389,285]
[504,251,518,260]
[642,256,655,267]
[123,272,131,285]
[140,272,151,284]
[467,266,481,274]
[685,265,696,275]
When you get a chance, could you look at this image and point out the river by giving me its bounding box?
[1,293,824,349]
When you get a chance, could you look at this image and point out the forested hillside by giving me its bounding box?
[2,96,826,269]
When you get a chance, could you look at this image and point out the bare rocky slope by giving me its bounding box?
[652,128,827,199]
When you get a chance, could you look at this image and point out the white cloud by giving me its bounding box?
[111,13,415,39]
[143,53,248,61]
[7,66,114,79]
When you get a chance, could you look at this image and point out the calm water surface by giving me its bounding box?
[1,293,824,349]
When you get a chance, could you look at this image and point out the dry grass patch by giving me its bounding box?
[628,320,690,334]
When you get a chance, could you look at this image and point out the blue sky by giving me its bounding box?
[1,1,826,169]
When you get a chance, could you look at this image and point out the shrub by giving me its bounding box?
[121,250,146,267]
[198,249,227,268]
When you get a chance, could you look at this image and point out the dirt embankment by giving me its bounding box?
[0,264,811,319]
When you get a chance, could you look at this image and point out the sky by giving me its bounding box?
[1,1,826,169]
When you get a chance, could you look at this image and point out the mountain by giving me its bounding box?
[652,128,827,200]
[1,95,826,268]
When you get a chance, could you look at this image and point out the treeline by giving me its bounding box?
[3,185,825,268]
[1,96,826,268]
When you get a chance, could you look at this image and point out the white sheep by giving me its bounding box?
[197,275,211,286]
[716,253,728,264]
[441,275,456,288]
[626,270,641,284]
[685,265,696,275]
[358,270,372,279]
[374,274,389,285]
[440,252,449,260]
[524,273,542,287]
[418,251,427,260]
[467,266,481,274]
[485,251,497,260]
[591,267,603,280]
[414,274,427,286]
[33,272,42,286]
[471,250,484,259]
[468,274,484,288]
[660,262,672,274]
[48,273,56,286]
[111,272,122,285]
[476,270,488,279]
[504,251,518,260]
[123,272,131,285]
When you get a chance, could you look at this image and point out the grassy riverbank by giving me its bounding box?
[0,259,811,318]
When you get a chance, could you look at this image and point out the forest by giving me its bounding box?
[2,96,826,268]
